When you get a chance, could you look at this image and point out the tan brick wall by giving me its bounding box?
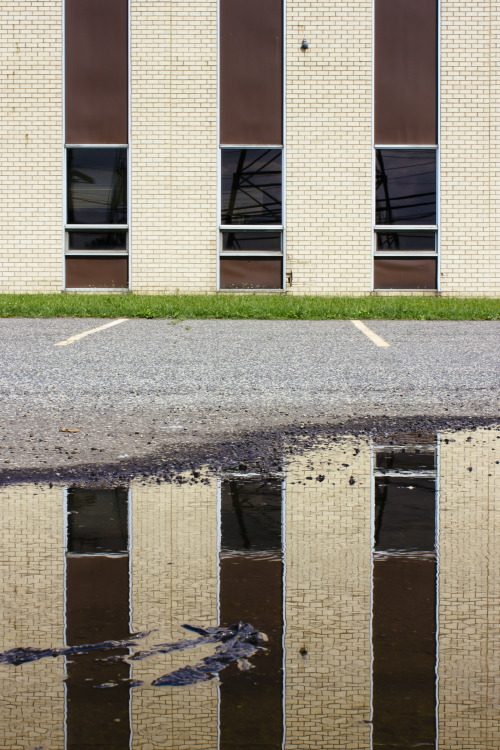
[440,0,500,297]
[1,0,499,297]
[284,440,372,749]
[285,1,372,296]
[438,428,500,747]
[0,2,63,294]
[130,476,219,750]
[130,0,218,294]
[0,484,65,750]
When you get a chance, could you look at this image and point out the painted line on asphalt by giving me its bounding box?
[55,318,129,346]
[350,319,390,347]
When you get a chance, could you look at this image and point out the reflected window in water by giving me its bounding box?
[65,488,131,750]
[219,476,285,750]
[372,442,438,750]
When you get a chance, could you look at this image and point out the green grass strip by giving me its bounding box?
[0,293,498,320]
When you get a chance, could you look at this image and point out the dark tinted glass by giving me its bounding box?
[376,230,435,251]
[376,149,436,225]
[67,148,127,224]
[222,231,281,251]
[375,477,436,553]
[220,479,282,553]
[221,149,282,225]
[67,488,129,554]
[68,230,127,251]
[376,448,436,472]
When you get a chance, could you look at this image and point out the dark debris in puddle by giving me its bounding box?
[0,622,267,688]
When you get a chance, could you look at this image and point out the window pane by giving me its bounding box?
[376,230,435,251]
[65,257,129,288]
[67,488,129,554]
[220,257,283,289]
[376,149,436,225]
[68,230,127,251]
[222,230,281,252]
[221,149,282,225]
[373,257,437,289]
[67,147,127,224]
[375,477,436,553]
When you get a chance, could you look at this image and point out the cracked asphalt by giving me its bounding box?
[0,318,498,476]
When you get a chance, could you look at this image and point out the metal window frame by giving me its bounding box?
[63,144,130,289]
[217,146,285,291]
[372,145,440,289]
[371,0,441,297]
[62,0,132,290]
[216,471,287,750]
[216,0,286,293]
[369,440,440,749]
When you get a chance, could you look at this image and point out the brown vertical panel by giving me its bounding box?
[220,257,283,289]
[375,0,437,145]
[220,0,282,145]
[219,557,284,750]
[66,555,130,748]
[219,479,283,750]
[65,256,129,288]
[374,257,437,289]
[66,0,128,144]
[373,558,437,747]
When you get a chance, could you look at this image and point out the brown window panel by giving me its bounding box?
[65,0,128,144]
[375,0,437,145]
[220,257,283,289]
[65,256,129,288]
[220,0,283,145]
[374,257,437,290]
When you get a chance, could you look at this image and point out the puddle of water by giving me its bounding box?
[0,427,499,749]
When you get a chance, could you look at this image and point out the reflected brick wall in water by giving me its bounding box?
[0,484,65,750]
[438,428,500,748]
[0,431,499,749]
[130,479,219,750]
[284,444,372,749]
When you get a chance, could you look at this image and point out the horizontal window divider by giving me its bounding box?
[374,144,438,150]
[65,288,129,293]
[220,288,286,294]
[66,225,129,230]
[374,225,437,231]
[65,144,129,149]
[220,225,283,231]
[219,144,283,149]
[374,251,437,257]
[219,251,283,257]
[65,251,128,257]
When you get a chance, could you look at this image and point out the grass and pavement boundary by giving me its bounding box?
[0,293,498,320]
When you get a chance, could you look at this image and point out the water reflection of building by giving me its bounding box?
[0,428,498,749]
[372,442,438,748]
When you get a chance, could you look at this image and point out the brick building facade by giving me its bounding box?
[1,0,499,295]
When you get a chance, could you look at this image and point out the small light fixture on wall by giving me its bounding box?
[301,37,309,50]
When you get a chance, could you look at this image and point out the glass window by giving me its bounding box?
[221,230,281,252]
[376,149,436,225]
[375,230,435,251]
[67,147,127,225]
[221,148,282,225]
[67,230,127,251]
[67,488,129,554]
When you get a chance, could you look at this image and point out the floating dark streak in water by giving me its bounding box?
[0,631,152,667]
[0,622,267,687]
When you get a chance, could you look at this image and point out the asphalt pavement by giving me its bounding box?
[0,318,498,472]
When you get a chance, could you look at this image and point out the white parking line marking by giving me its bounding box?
[350,319,390,347]
[55,318,129,346]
